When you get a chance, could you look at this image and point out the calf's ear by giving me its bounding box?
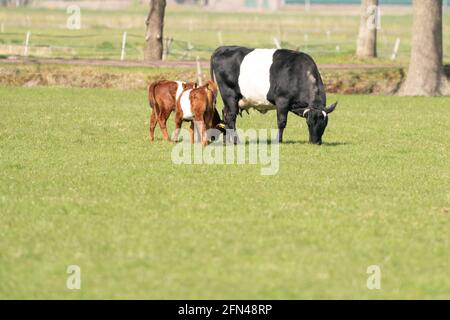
[325,102,338,114]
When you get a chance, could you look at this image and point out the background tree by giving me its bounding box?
[356,0,378,58]
[145,0,167,61]
[400,0,445,96]
[1,0,32,6]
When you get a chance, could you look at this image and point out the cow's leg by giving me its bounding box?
[222,94,240,144]
[275,99,289,143]
[149,110,158,142]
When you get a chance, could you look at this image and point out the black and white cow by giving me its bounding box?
[210,46,338,145]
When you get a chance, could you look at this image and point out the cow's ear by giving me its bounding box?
[325,102,338,114]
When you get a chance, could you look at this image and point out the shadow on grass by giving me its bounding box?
[323,141,351,147]
[230,140,350,146]
[282,140,350,147]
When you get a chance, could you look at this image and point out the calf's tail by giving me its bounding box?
[148,81,159,111]
[205,81,225,133]
[205,80,218,110]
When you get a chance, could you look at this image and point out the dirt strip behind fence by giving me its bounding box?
[1,56,402,70]
[0,56,422,95]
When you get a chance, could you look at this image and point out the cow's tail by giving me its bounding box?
[210,55,217,83]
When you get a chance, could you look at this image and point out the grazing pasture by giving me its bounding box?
[0,86,449,299]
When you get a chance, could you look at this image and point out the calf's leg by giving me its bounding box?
[158,108,171,142]
[200,121,207,146]
[193,111,207,146]
[189,122,195,144]
[172,110,183,143]
[149,111,158,142]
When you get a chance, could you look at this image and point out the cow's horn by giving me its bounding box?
[303,109,310,117]
[322,111,327,118]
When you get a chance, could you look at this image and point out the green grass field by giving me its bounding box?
[0,86,449,299]
[1,5,450,64]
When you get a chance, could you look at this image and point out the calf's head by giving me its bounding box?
[182,82,198,90]
[301,102,338,145]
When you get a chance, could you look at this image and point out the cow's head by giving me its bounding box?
[301,102,338,145]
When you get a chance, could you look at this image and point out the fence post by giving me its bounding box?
[162,37,173,61]
[23,31,30,57]
[304,33,309,51]
[120,31,127,61]
[305,0,310,11]
[273,37,281,49]
[168,38,173,59]
[196,56,203,86]
[391,37,400,60]
[186,42,193,59]
[162,38,167,61]
[217,31,223,46]
[277,22,282,43]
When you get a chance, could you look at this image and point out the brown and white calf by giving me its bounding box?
[173,80,224,146]
[148,80,197,141]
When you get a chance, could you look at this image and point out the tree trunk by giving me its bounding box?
[144,0,166,62]
[356,0,378,58]
[400,0,444,96]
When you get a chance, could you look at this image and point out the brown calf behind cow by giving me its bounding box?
[148,79,224,144]
[173,80,224,145]
[148,80,196,142]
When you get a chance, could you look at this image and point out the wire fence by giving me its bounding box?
[0,30,219,61]
[0,28,436,63]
